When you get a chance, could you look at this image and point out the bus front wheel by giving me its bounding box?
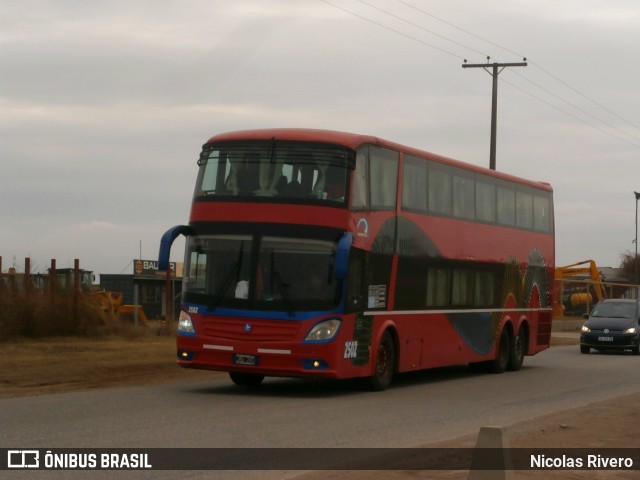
[229,372,265,387]
[369,331,395,391]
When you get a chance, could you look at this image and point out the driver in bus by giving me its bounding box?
[324,165,345,200]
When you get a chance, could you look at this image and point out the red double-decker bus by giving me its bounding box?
[159,128,554,390]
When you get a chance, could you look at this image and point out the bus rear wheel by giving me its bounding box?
[489,328,510,374]
[507,324,527,371]
[369,331,395,391]
[229,372,265,387]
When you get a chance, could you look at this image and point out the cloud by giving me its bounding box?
[1,0,639,274]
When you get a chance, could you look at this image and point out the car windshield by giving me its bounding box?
[591,302,638,319]
[194,140,352,205]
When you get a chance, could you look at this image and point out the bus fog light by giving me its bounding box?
[304,319,341,342]
[177,350,195,360]
[302,359,329,369]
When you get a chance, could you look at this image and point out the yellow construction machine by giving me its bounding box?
[94,290,149,325]
[553,260,606,317]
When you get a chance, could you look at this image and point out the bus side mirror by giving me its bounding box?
[158,225,193,271]
[334,233,352,280]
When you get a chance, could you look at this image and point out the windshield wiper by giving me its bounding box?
[208,243,245,310]
[208,262,239,311]
[272,271,295,318]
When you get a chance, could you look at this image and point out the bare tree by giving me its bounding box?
[619,250,640,284]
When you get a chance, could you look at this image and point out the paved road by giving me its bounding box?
[3,345,639,479]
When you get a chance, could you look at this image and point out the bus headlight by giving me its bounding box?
[178,310,196,335]
[304,319,341,342]
[623,326,637,334]
[581,325,591,333]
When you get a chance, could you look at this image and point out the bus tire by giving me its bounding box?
[490,328,510,374]
[229,372,265,387]
[369,331,395,391]
[507,324,527,371]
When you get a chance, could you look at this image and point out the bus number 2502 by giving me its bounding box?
[344,341,358,359]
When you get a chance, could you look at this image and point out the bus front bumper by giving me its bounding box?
[176,335,345,379]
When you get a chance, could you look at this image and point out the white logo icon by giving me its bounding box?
[8,450,39,468]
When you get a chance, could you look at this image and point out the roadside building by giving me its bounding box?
[100,259,182,320]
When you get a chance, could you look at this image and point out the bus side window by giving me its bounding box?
[516,191,533,229]
[352,149,368,209]
[497,186,516,226]
[476,180,496,223]
[402,155,427,213]
[533,194,551,232]
[429,168,452,216]
[369,146,398,210]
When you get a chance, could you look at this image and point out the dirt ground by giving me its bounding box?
[1,331,638,479]
[0,334,213,398]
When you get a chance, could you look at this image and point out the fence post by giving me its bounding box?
[24,257,31,293]
[50,259,56,305]
[74,259,80,329]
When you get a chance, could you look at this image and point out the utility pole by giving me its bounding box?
[462,57,527,170]
[635,191,640,298]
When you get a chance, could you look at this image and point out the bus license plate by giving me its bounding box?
[233,354,258,366]
[598,336,614,342]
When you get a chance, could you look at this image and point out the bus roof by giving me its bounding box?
[205,128,552,192]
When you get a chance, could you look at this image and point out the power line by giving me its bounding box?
[528,61,640,131]
[353,0,490,58]
[396,0,640,139]
[397,0,525,59]
[510,69,640,148]
[317,0,640,151]
[316,0,465,60]
[500,75,640,150]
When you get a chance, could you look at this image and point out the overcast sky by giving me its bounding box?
[2,0,639,277]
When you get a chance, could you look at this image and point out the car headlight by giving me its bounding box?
[178,310,196,335]
[623,326,637,334]
[581,325,591,333]
[304,319,341,342]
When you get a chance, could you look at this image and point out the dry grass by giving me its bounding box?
[0,288,139,337]
[0,334,214,398]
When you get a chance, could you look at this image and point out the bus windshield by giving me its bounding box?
[194,141,352,204]
[183,234,341,313]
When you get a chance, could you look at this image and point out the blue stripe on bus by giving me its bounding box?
[447,311,494,355]
[183,303,343,321]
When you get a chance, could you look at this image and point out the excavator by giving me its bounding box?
[94,290,149,325]
[553,260,606,317]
